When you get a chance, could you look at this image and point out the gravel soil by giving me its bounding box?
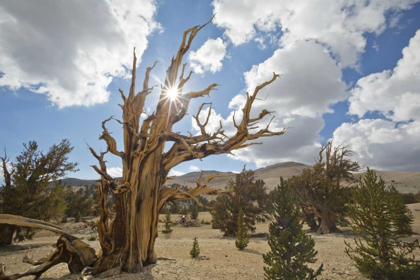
[1,204,420,280]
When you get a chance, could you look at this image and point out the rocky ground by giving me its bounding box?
[1,204,420,280]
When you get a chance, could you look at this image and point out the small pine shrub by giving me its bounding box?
[190,237,200,258]
[235,208,250,250]
[345,169,420,279]
[201,219,205,224]
[190,204,199,220]
[75,212,82,223]
[88,235,97,241]
[162,211,173,234]
[263,178,323,280]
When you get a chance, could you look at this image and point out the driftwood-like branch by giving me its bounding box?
[0,215,97,280]
[163,72,285,170]
[99,117,124,158]
[0,214,74,240]
[192,102,213,137]
[158,171,233,211]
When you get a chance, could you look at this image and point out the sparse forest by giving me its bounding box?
[1,5,420,280]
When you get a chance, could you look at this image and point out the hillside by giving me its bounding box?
[169,161,309,191]
[55,162,420,194]
[355,170,420,194]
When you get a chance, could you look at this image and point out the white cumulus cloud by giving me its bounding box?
[189,165,200,172]
[0,0,160,108]
[348,30,420,121]
[333,119,420,171]
[107,167,123,178]
[169,169,186,176]
[192,40,347,167]
[188,37,227,74]
[213,0,419,67]
[333,30,420,171]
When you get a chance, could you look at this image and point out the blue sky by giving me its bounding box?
[1,0,420,180]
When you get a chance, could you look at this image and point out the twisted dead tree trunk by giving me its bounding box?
[0,17,285,277]
[88,17,285,274]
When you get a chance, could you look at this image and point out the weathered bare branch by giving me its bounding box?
[99,116,124,158]
[163,73,283,170]
[158,171,233,211]
[0,214,74,240]
[0,151,12,188]
[193,102,212,137]
[185,83,219,99]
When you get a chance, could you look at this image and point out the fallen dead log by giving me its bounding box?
[0,214,97,280]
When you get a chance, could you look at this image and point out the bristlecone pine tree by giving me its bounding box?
[264,178,323,280]
[190,237,200,258]
[0,17,286,278]
[0,140,77,245]
[211,168,271,236]
[292,140,360,234]
[345,169,420,280]
[235,208,250,250]
[190,203,199,220]
[162,211,172,234]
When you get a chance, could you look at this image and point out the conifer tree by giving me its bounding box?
[345,169,420,279]
[190,203,199,220]
[211,168,271,236]
[190,237,200,258]
[0,140,77,245]
[291,141,360,233]
[264,178,323,280]
[235,208,250,250]
[162,210,172,233]
[162,211,173,234]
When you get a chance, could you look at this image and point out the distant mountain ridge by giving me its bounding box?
[55,161,420,193]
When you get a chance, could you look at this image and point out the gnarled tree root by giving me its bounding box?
[0,214,97,280]
[0,236,97,280]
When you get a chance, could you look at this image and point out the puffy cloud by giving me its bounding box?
[348,30,420,121]
[169,169,185,176]
[0,0,159,108]
[188,38,227,74]
[229,115,324,167]
[213,0,418,67]
[189,165,200,172]
[333,30,420,171]
[192,40,347,167]
[333,119,420,171]
[243,40,347,118]
[107,167,123,178]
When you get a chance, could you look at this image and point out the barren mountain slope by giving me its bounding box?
[58,162,420,193]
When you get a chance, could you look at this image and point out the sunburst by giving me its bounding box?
[166,87,179,102]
